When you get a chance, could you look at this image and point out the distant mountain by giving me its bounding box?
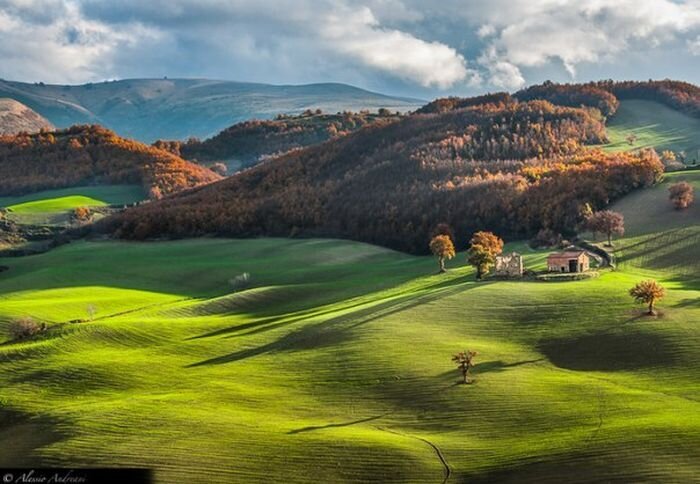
[0,78,424,142]
[0,125,220,197]
[0,98,53,135]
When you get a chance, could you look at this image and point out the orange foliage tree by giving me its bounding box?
[467,231,504,280]
[429,235,456,273]
[629,280,666,315]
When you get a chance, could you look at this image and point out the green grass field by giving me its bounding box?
[0,189,698,484]
[0,185,145,226]
[603,100,700,161]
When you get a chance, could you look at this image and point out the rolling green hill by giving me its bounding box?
[604,100,700,161]
[0,218,697,482]
[0,79,423,142]
[0,185,145,226]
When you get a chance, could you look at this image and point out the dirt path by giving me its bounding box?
[374,425,451,484]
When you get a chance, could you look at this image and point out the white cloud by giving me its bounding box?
[477,46,525,90]
[465,0,700,85]
[320,6,471,88]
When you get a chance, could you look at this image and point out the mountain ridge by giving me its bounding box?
[0,78,424,142]
[0,98,54,135]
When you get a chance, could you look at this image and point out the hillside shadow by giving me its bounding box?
[0,407,68,467]
[186,279,477,367]
[538,331,679,371]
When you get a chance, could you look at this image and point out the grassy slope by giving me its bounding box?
[0,223,697,483]
[603,100,700,160]
[0,185,144,225]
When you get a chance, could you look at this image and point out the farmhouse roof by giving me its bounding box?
[547,250,587,259]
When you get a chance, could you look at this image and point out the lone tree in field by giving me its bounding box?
[452,350,478,384]
[668,181,694,210]
[467,231,504,280]
[587,210,624,246]
[86,304,97,321]
[629,280,665,316]
[429,235,456,273]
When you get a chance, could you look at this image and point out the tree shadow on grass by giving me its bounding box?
[287,413,389,434]
[436,359,545,388]
[674,298,700,309]
[186,280,478,367]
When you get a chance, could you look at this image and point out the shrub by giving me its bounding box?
[8,317,44,340]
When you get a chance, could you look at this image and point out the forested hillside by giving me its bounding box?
[0,125,221,197]
[104,99,661,252]
[160,110,402,170]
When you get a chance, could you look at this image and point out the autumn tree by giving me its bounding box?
[452,350,478,384]
[73,206,91,222]
[629,280,665,315]
[587,210,624,246]
[668,181,694,210]
[429,235,456,273]
[467,231,504,279]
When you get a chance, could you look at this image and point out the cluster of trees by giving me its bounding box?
[604,80,700,118]
[158,111,402,169]
[103,99,663,253]
[430,229,504,279]
[413,100,608,161]
[416,93,513,114]
[515,80,700,120]
[515,81,619,117]
[668,181,694,210]
[0,125,221,197]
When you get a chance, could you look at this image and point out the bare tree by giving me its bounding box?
[86,304,97,321]
[452,350,478,384]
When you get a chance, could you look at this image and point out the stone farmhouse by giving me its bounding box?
[547,250,590,273]
[494,252,523,277]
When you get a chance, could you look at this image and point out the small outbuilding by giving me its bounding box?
[547,250,590,273]
[495,252,523,277]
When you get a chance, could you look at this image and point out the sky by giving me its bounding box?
[1,0,700,98]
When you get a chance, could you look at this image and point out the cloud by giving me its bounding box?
[1,0,700,94]
[319,6,471,88]
[463,0,700,85]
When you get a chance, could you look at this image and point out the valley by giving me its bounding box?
[0,79,698,483]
